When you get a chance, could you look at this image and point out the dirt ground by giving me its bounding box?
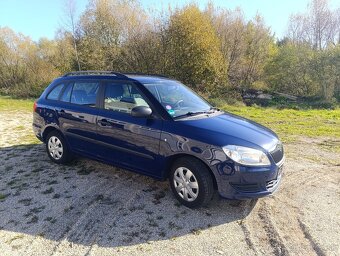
[0,111,339,256]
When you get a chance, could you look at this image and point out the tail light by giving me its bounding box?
[33,101,37,112]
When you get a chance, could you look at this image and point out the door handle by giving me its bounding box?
[98,119,110,126]
[59,109,67,116]
[59,109,73,117]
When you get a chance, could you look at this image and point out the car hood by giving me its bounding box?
[179,112,279,151]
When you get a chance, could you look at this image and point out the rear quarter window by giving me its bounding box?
[46,84,64,100]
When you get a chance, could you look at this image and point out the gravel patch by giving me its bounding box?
[0,111,339,255]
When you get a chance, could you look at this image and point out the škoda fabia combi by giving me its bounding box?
[33,71,284,208]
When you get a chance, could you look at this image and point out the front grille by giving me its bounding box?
[230,183,262,193]
[266,179,278,190]
[270,142,284,163]
[231,180,279,193]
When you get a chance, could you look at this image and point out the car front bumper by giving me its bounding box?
[213,160,284,200]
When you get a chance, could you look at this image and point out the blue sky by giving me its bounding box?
[0,0,339,41]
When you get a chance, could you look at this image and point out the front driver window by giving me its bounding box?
[104,83,149,113]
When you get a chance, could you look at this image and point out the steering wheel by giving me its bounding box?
[174,99,184,108]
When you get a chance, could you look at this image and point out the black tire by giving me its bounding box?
[45,130,73,164]
[169,157,214,208]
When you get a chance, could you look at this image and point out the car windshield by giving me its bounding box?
[143,80,213,118]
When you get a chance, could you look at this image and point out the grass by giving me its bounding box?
[221,105,340,143]
[6,234,24,243]
[0,194,8,200]
[0,96,40,145]
[0,96,35,112]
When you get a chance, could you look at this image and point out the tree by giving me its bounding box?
[284,0,340,100]
[242,15,276,89]
[62,0,81,70]
[53,29,79,73]
[0,27,60,97]
[114,2,159,73]
[207,5,275,90]
[206,6,245,87]
[76,0,147,71]
[287,0,339,50]
[312,45,340,100]
[264,42,318,96]
[119,30,163,73]
[77,0,120,70]
[165,4,227,94]
[334,8,340,44]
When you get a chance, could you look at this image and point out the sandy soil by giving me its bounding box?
[0,111,339,256]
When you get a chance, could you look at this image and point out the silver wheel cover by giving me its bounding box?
[48,136,63,160]
[173,167,199,202]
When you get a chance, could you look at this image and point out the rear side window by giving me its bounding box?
[70,82,99,106]
[47,84,64,100]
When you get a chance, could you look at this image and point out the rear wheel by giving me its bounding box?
[46,130,72,164]
[169,157,214,208]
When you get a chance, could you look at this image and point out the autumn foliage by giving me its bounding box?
[0,0,339,103]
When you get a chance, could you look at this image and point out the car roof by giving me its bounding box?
[56,71,173,84]
[124,74,173,84]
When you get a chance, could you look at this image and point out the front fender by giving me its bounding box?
[159,131,226,183]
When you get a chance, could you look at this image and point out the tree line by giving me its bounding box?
[0,0,339,105]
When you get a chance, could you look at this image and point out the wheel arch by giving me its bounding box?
[42,126,62,142]
[164,153,218,190]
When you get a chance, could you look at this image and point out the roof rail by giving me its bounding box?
[123,72,169,78]
[63,71,128,78]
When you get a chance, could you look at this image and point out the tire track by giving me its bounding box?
[257,203,289,256]
[284,171,320,188]
[238,200,259,255]
[239,221,258,255]
[297,219,327,256]
[262,164,335,256]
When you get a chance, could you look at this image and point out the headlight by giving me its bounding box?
[222,145,271,166]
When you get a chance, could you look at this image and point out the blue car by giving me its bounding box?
[33,71,284,208]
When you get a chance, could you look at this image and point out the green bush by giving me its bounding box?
[0,83,47,98]
[208,95,245,108]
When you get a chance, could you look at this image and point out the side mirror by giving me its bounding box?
[131,106,152,118]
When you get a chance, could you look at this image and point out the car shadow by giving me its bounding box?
[0,143,257,248]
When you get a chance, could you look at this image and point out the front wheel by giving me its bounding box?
[46,130,73,164]
[169,157,214,208]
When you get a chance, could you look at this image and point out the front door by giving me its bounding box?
[96,81,163,177]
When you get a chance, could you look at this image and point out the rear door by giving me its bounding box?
[57,80,101,155]
[96,81,163,177]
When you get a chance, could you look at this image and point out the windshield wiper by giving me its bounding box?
[174,110,214,120]
[209,107,221,112]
